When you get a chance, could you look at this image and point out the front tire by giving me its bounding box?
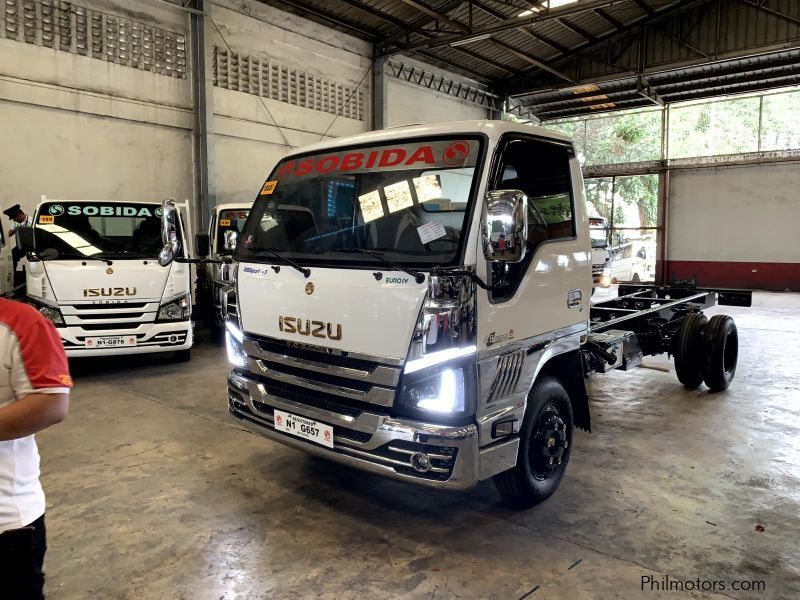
[494,376,573,509]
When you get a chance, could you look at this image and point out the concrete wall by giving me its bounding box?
[0,0,193,218]
[666,161,800,290]
[384,56,490,128]
[209,0,372,204]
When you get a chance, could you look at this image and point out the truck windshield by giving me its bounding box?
[237,137,483,268]
[35,202,170,259]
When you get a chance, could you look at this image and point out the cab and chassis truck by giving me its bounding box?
[159,121,749,507]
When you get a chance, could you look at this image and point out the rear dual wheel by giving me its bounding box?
[673,313,738,392]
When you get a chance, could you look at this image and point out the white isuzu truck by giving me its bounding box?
[17,198,194,359]
[159,120,749,507]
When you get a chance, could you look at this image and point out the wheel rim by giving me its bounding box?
[529,404,569,480]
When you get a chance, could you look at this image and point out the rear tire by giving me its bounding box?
[701,315,738,392]
[494,376,573,509]
[673,312,707,389]
[174,349,191,362]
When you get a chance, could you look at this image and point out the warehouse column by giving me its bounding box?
[190,0,216,232]
[372,51,387,131]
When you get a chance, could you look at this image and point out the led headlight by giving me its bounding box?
[225,321,248,367]
[397,354,476,420]
[157,294,191,322]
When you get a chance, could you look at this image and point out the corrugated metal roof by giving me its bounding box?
[257,0,800,116]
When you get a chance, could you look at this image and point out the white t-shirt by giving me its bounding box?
[0,299,72,532]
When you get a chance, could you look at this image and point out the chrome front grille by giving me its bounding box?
[487,349,525,403]
[61,301,159,328]
[241,335,402,411]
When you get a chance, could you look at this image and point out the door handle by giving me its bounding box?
[567,289,582,309]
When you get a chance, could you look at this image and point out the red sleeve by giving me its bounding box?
[1,299,73,391]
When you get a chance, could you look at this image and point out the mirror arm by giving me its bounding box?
[174,256,231,265]
[431,267,499,291]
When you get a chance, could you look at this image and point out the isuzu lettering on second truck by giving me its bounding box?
[159,121,747,507]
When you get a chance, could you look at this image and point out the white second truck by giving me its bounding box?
[159,120,749,507]
[17,198,194,359]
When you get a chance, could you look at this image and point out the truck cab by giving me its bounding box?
[205,121,592,506]
[21,198,194,358]
[197,203,252,333]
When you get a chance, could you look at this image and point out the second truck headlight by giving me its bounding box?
[157,294,191,321]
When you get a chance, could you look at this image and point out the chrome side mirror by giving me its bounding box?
[481,189,528,263]
[158,198,180,267]
[223,230,238,252]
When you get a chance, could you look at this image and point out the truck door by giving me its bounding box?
[477,134,590,351]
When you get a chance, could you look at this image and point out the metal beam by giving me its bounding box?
[383,0,463,45]
[505,0,707,93]
[372,54,386,130]
[384,0,632,54]
[557,18,597,43]
[277,0,380,40]
[471,0,572,54]
[397,0,468,33]
[190,0,215,231]
[594,7,624,29]
[336,0,425,32]
[631,0,656,16]
[735,0,800,27]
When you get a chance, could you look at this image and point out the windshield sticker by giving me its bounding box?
[358,190,384,223]
[260,181,278,195]
[48,204,65,216]
[413,175,443,204]
[40,204,160,217]
[274,139,480,182]
[384,180,413,214]
[417,221,447,245]
[219,219,231,227]
[39,215,55,224]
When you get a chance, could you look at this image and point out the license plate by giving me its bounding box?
[85,336,137,348]
[274,410,334,448]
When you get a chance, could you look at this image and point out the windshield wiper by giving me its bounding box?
[256,247,310,278]
[41,250,112,265]
[330,248,425,284]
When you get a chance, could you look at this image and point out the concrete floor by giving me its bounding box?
[37,291,799,599]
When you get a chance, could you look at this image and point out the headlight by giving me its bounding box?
[27,298,65,326]
[225,321,248,367]
[157,294,191,322]
[39,305,65,326]
[397,356,476,420]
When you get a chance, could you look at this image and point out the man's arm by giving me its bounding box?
[0,393,68,441]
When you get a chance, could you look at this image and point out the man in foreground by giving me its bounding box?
[0,298,72,598]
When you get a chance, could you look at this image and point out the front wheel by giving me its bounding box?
[494,376,573,509]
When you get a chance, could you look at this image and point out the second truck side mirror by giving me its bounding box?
[158,199,181,267]
[223,230,238,252]
[481,189,528,264]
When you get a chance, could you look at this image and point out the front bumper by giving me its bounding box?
[61,321,193,357]
[228,371,518,490]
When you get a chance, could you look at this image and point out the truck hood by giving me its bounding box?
[237,263,428,361]
[42,260,174,302]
